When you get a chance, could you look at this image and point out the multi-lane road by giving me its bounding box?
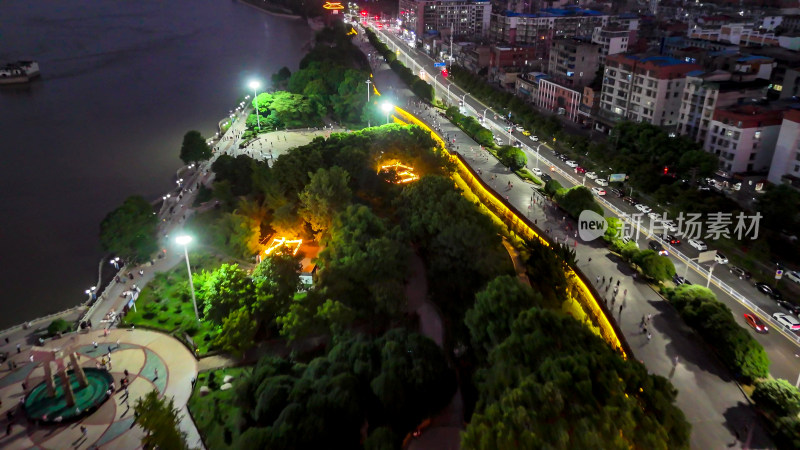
[368,23,800,384]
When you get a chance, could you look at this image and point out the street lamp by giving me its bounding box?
[446,83,452,104]
[536,143,544,169]
[249,80,261,130]
[365,79,372,127]
[175,235,200,322]
[381,102,394,124]
[85,286,96,302]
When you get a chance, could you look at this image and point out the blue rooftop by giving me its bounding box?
[624,55,687,66]
[687,70,705,76]
[737,55,769,62]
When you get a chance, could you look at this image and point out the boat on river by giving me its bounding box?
[0,61,40,84]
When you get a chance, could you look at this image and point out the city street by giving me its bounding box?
[361,23,774,448]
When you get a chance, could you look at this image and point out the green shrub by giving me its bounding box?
[497,146,527,171]
[47,318,72,337]
[544,179,563,197]
[753,379,800,416]
[666,285,770,381]
[554,185,602,218]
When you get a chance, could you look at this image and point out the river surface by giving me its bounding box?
[0,0,311,328]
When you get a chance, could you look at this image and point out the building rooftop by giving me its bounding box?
[620,55,687,66]
[500,7,604,18]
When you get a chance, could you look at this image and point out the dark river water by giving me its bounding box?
[0,0,311,328]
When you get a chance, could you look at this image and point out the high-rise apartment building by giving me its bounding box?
[768,108,800,186]
[547,38,600,88]
[704,104,784,175]
[592,26,630,65]
[398,0,492,44]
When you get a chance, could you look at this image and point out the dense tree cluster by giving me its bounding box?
[666,284,769,381]
[99,195,158,263]
[179,130,213,164]
[233,329,455,449]
[134,390,189,450]
[445,106,494,148]
[752,379,800,449]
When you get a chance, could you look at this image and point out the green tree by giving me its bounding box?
[179,130,212,164]
[638,252,676,282]
[757,184,800,233]
[134,390,188,450]
[753,379,800,417]
[465,275,538,357]
[47,318,72,337]
[99,195,158,263]
[213,307,258,357]
[199,263,256,324]
[298,166,352,235]
[252,253,302,327]
[497,146,527,171]
[555,185,603,218]
[271,66,292,90]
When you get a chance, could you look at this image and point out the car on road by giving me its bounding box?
[649,240,668,256]
[635,203,652,213]
[663,234,681,245]
[532,167,543,177]
[540,173,552,182]
[610,188,624,197]
[647,211,661,221]
[623,196,638,205]
[494,136,503,145]
[521,129,531,136]
[787,270,800,284]
[688,239,707,251]
[729,266,752,279]
[621,235,637,247]
[558,154,569,161]
[673,274,691,285]
[662,220,679,233]
[743,313,768,333]
[515,125,524,132]
[585,171,598,179]
[714,253,729,264]
[755,282,782,300]
[575,166,586,174]
[530,135,539,141]
[595,178,609,187]
[565,160,578,167]
[777,299,800,316]
[773,312,800,330]
[591,187,606,196]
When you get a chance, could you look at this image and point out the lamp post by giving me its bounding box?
[365,79,372,127]
[536,143,544,169]
[446,83,452,104]
[85,286,96,302]
[176,235,200,322]
[482,107,489,121]
[706,262,717,288]
[249,80,261,130]
[381,102,394,124]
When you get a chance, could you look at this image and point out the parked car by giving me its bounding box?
[649,240,668,256]
[635,203,652,213]
[777,300,800,316]
[494,136,503,144]
[663,234,681,245]
[521,129,531,136]
[586,171,598,179]
[714,252,729,264]
[673,274,691,285]
[647,211,661,221]
[515,125,524,132]
[532,167,543,177]
[688,239,707,251]
[755,282,782,300]
[729,266,752,279]
[743,313,768,333]
[540,173,552,182]
[565,160,578,167]
[772,312,800,330]
[558,154,569,161]
[575,166,586,174]
[591,187,606,196]
[594,178,609,186]
[786,270,800,284]
[623,196,638,205]
[662,220,679,233]
[621,235,638,247]
[610,188,624,197]
[531,135,539,141]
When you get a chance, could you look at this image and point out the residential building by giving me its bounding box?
[678,71,770,143]
[740,46,800,98]
[489,45,539,83]
[548,38,601,88]
[592,26,630,65]
[704,103,785,175]
[596,54,702,130]
[515,72,549,102]
[537,78,583,122]
[768,108,800,186]
[398,0,492,44]
[579,83,602,126]
[780,66,800,99]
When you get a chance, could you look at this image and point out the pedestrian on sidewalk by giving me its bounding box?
[596,275,600,284]
[619,304,623,315]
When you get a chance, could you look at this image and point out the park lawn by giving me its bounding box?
[121,251,228,356]
[188,367,249,449]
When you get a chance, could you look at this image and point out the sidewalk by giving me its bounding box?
[361,34,772,449]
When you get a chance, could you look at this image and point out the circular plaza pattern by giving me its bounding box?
[24,368,113,424]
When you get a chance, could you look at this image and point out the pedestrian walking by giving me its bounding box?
[92,341,98,350]
[619,304,623,314]
[647,332,652,341]
[81,425,87,438]
[115,339,120,350]
[673,355,679,366]
[596,275,600,284]
[647,313,652,322]
[602,276,606,284]
[616,280,620,287]
[16,344,20,353]
[154,368,159,381]
[611,297,616,308]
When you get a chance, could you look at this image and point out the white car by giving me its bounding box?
[565,160,578,168]
[585,171,597,179]
[715,252,729,264]
[531,135,539,141]
[688,239,707,251]
[787,270,800,284]
[532,167,543,177]
[773,312,800,330]
[591,187,606,196]
[594,178,608,186]
[515,125,524,132]
[621,235,638,248]
[663,220,679,233]
[635,203,651,213]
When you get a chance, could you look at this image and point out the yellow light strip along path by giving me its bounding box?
[392,106,629,358]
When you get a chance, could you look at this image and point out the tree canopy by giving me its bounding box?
[99,195,158,263]
[134,390,189,450]
[179,130,212,164]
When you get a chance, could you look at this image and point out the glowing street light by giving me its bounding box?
[249,80,262,130]
[381,102,393,124]
[175,235,200,322]
[85,286,96,302]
